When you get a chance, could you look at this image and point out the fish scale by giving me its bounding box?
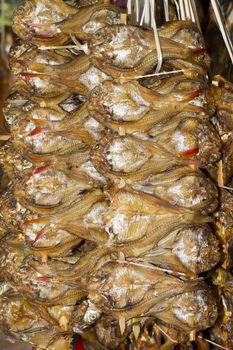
[0,1,233,350]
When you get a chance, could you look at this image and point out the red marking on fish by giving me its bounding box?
[18,72,41,79]
[30,127,44,136]
[181,147,199,156]
[37,276,51,282]
[74,338,84,350]
[24,218,48,226]
[32,165,49,176]
[16,60,28,65]
[33,32,55,39]
[29,155,48,163]
[184,89,204,101]
[193,48,205,56]
[34,227,47,243]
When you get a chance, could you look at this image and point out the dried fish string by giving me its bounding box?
[1,1,233,349]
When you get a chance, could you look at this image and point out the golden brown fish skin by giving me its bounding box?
[88,317,131,350]
[153,118,222,168]
[0,292,53,331]
[87,261,218,332]
[1,252,66,299]
[13,1,121,44]
[96,188,211,263]
[3,91,34,128]
[0,245,87,302]
[17,52,91,76]
[2,2,227,347]
[14,72,76,98]
[10,101,101,158]
[139,224,220,275]
[0,142,34,179]
[103,187,209,243]
[164,58,207,80]
[210,268,233,349]
[14,55,92,97]
[141,74,216,117]
[214,189,233,270]
[158,20,205,49]
[83,318,194,350]
[91,135,190,182]
[91,130,221,185]
[141,72,203,92]
[13,54,112,97]
[221,134,233,184]
[0,141,94,183]
[59,4,121,41]
[11,111,94,157]
[0,190,33,234]
[211,75,233,135]
[130,166,218,214]
[90,25,207,79]
[3,90,82,128]
[12,0,77,43]
[39,188,210,281]
[12,162,101,209]
[22,188,108,243]
[0,185,106,237]
[87,80,210,134]
[9,43,73,72]
[11,27,208,96]
[0,291,73,349]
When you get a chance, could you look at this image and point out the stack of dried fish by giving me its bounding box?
[0,0,233,349]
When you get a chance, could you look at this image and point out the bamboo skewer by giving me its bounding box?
[179,0,185,20]
[174,0,181,20]
[211,0,233,64]
[129,69,188,80]
[164,0,169,21]
[198,336,229,350]
[150,0,163,73]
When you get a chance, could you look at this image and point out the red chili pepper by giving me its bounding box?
[30,127,44,136]
[74,338,84,350]
[182,147,199,156]
[32,165,49,176]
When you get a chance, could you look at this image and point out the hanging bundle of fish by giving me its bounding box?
[1,0,233,349]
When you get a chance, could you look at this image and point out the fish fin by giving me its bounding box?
[133,324,141,340]
[119,317,126,335]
